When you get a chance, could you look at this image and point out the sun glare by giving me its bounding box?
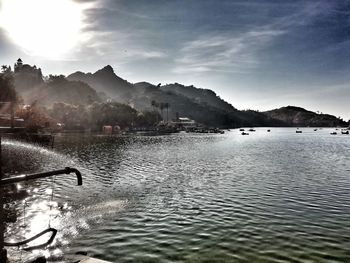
[0,0,83,59]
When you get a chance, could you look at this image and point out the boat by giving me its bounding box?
[330,132,337,135]
[314,129,318,131]
[248,128,256,132]
[239,128,245,131]
[241,132,249,135]
[341,130,349,135]
[267,129,271,132]
[296,130,302,133]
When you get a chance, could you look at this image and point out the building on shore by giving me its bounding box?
[169,117,198,130]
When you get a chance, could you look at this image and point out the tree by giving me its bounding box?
[1,65,8,73]
[0,74,17,102]
[160,102,165,121]
[1,65,12,74]
[151,100,160,123]
[164,102,170,122]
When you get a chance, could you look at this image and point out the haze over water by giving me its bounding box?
[5,129,350,262]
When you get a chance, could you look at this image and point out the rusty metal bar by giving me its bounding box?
[0,167,82,186]
[0,135,6,263]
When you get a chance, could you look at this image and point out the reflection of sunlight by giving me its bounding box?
[25,200,60,247]
[10,194,128,259]
[0,0,86,59]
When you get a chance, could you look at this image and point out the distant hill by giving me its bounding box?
[9,59,100,106]
[8,59,347,128]
[263,106,347,127]
[160,83,236,112]
[67,65,134,103]
[67,67,246,127]
[13,59,44,93]
[23,77,100,106]
[132,82,242,126]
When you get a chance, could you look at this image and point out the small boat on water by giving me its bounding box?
[239,128,245,131]
[314,129,318,131]
[330,132,337,135]
[241,132,249,135]
[296,130,302,133]
[248,128,256,132]
[267,129,271,132]
[341,130,349,135]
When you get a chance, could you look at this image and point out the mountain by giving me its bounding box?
[160,83,236,112]
[64,66,349,127]
[8,60,347,128]
[67,65,134,102]
[67,67,245,127]
[132,82,253,127]
[13,60,44,93]
[263,106,347,127]
[22,77,100,107]
[9,59,101,106]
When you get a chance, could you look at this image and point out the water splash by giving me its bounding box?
[1,139,75,175]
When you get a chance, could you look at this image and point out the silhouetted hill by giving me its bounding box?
[67,65,134,102]
[7,60,347,128]
[65,66,348,127]
[67,66,243,126]
[160,83,236,112]
[25,76,100,106]
[13,60,44,93]
[263,106,346,127]
[133,81,236,126]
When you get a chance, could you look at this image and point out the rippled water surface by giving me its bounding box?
[4,128,350,262]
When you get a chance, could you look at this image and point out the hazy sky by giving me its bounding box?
[0,0,349,120]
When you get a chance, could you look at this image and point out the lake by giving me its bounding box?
[4,128,350,262]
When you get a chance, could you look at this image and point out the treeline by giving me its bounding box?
[0,72,18,103]
[3,60,348,130]
[49,102,160,131]
[0,72,160,132]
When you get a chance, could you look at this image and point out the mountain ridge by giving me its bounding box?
[263,106,346,127]
[6,60,348,128]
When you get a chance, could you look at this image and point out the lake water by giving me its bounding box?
[4,128,350,262]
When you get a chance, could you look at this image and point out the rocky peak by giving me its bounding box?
[96,65,114,75]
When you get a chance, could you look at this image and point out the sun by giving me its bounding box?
[0,0,84,59]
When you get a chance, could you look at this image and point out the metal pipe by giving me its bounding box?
[0,167,82,186]
[4,227,57,250]
[0,135,6,263]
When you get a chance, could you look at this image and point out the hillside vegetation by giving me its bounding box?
[2,59,347,128]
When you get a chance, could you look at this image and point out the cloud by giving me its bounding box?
[172,0,349,75]
[173,28,285,74]
[72,29,167,63]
